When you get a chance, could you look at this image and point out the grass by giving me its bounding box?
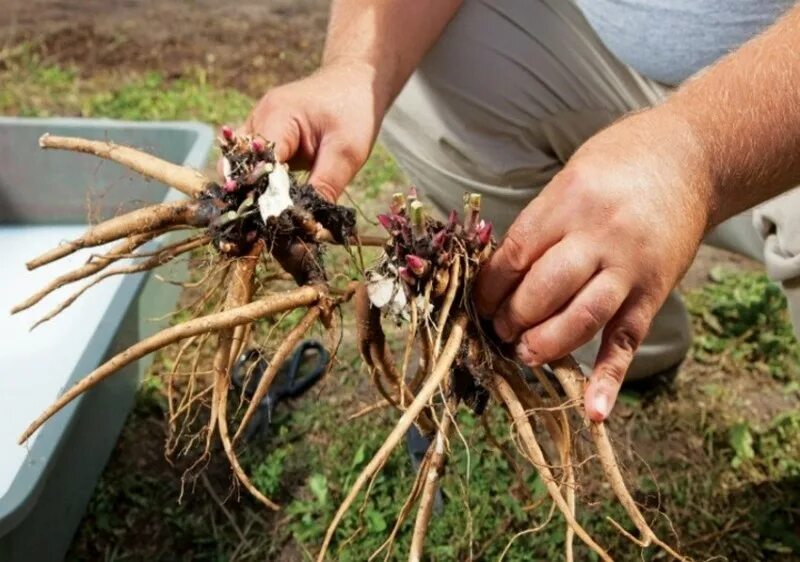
[5,44,800,561]
[0,50,253,123]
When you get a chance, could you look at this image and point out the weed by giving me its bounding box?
[686,267,800,380]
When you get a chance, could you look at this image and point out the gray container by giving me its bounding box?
[0,118,214,562]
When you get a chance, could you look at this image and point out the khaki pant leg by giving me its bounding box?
[381,0,690,379]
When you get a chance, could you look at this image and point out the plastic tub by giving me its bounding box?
[0,118,214,562]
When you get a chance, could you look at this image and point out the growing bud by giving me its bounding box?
[221,125,235,142]
[448,209,459,229]
[398,266,416,284]
[405,254,428,276]
[409,200,426,239]
[250,138,265,153]
[464,193,482,234]
[406,186,418,214]
[476,220,493,246]
[432,229,448,249]
[377,214,394,232]
[223,179,239,193]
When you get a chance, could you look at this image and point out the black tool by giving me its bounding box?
[231,340,329,442]
[405,425,445,512]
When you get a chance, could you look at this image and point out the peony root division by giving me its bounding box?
[14,128,686,561]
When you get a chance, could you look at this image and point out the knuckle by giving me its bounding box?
[500,232,530,274]
[310,175,339,202]
[554,164,584,192]
[314,182,338,203]
[608,324,641,356]
[573,303,606,336]
[261,87,289,107]
[254,94,280,119]
[598,363,626,385]
[503,303,531,335]
[336,142,367,171]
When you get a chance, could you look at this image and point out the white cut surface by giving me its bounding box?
[366,273,407,315]
[258,163,294,222]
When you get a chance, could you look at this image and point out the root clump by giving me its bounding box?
[14,127,687,561]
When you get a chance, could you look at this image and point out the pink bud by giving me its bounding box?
[223,179,238,193]
[377,214,393,232]
[477,221,493,246]
[448,210,459,227]
[250,138,265,153]
[221,125,234,141]
[398,266,415,284]
[393,213,408,227]
[408,186,418,199]
[432,230,447,249]
[405,254,428,276]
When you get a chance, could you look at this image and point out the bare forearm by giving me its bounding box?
[322,0,462,114]
[663,4,800,226]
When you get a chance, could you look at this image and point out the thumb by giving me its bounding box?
[584,298,652,422]
[308,136,365,202]
[243,110,302,164]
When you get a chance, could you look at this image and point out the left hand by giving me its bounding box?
[474,107,714,421]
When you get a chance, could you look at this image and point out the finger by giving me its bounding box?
[308,135,365,202]
[243,109,302,164]
[584,293,655,422]
[474,197,562,318]
[515,271,629,368]
[493,236,598,342]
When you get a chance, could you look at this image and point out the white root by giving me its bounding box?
[317,314,468,562]
[492,374,613,562]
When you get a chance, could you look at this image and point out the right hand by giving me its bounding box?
[232,62,386,202]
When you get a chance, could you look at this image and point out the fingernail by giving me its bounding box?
[592,393,611,420]
[515,342,534,365]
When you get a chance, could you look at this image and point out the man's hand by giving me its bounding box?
[476,4,800,422]
[475,108,713,422]
[238,63,384,202]
[228,0,462,201]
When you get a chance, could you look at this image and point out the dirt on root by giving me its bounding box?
[0,0,328,96]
